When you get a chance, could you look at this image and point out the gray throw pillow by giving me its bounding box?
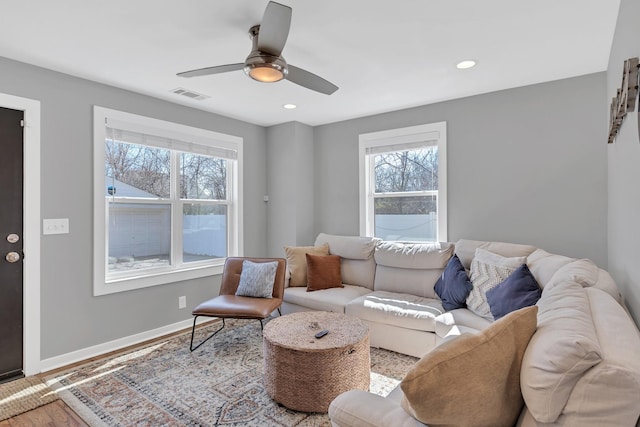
[235,260,278,298]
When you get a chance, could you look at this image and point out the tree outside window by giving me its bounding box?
[360,122,447,242]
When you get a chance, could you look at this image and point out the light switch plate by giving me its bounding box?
[43,218,69,235]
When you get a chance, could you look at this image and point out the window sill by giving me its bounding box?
[94,262,225,296]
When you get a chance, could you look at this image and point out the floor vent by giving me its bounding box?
[170,87,210,101]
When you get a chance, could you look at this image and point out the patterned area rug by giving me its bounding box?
[46,318,418,426]
[0,375,59,421]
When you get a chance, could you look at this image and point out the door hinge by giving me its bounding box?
[20,119,24,127]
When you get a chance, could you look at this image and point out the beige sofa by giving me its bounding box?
[281,233,640,426]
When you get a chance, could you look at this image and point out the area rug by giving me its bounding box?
[46,318,418,426]
[0,375,59,421]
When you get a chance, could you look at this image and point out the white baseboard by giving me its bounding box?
[40,317,213,373]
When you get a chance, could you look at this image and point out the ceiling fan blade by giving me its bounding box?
[257,1,292,57]
[177,63,244,78]
[286,65,338,95]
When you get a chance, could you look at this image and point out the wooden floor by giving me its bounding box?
[0,399,88,427]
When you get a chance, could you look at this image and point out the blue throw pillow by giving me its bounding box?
[486,264,542,320]
[434,255,473,311]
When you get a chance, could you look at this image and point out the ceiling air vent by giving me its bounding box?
[170,87,210,101]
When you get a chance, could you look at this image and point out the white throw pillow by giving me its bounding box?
[466,248,526,320]
[235,260,278,298]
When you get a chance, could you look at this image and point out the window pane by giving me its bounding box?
[105,140,170,198]
[183,204,227,262]
[107,202,171,272]
[374,147,438,193]
[374,196,437,241]
[180,153,227,200]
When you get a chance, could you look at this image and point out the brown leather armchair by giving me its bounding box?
[189,257,286,351]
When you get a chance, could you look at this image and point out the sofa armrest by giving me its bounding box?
[328,390,423,427]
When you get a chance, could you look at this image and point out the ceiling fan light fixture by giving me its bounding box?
[244,62,287,82]
[243,49,289,83]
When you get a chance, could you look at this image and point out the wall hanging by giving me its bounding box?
[608,57,639,144]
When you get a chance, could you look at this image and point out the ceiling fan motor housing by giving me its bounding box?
[244,51,288,82]
[244,24,288,82]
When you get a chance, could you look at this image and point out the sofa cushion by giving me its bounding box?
[283,243,329,287]
[315,233,377,260]
[283,284,372,313]
[373,242,453,297]
[520,280,602,423]
[526,248,574,288]
[371,242,451,298]
[306,254,343,291]
[346,291,444,333]
[434,255,473,311]
[315,233,378,290]
[374,241,454,269]
[400,306,538,427]
[374,265,442,298]
[466,248,526,320]
[486,264,541,320]
[329,388,425,427]
[455,239,536,270]
[555,287,640,425]
[546,258,598,290]
[592,268,624,303]
[535,256,624,303]
[434,308,492,340]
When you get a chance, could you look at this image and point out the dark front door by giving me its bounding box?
[0,107,24,382]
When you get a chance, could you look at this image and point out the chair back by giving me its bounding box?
[220,257,286,299]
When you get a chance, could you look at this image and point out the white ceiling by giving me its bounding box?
[0,1,620,126]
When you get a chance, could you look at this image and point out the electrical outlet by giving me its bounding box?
[178,296,186,309]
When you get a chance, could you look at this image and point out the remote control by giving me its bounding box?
[314,329,329,339]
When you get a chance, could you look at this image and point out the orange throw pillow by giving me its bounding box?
[306,254,343,291]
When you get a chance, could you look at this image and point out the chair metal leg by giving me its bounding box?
[259,309,281,331]
[190,316,225,352]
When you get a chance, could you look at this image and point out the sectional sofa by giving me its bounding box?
[281,233,640,426]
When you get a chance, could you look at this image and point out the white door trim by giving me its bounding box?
[0,93,41,376]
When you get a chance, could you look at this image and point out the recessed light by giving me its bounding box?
[283,104,297,110]
[456,60,477,69]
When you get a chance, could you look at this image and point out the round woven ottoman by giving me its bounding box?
[263,311,370,413]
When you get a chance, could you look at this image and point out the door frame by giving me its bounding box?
[0,93,41,376]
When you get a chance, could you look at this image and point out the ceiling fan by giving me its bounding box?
[177,1,338,95]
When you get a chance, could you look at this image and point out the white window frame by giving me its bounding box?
[93,106,243,296]
[358,122,447,242]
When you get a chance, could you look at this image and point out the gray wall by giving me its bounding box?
[0,57,268,358]
[0,48,619,360]
[313,73,608,267]
[266,121,314,257]
[607,0,640,324]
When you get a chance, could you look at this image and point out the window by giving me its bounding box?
[93,107,243,295]
[359,122,446,242]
